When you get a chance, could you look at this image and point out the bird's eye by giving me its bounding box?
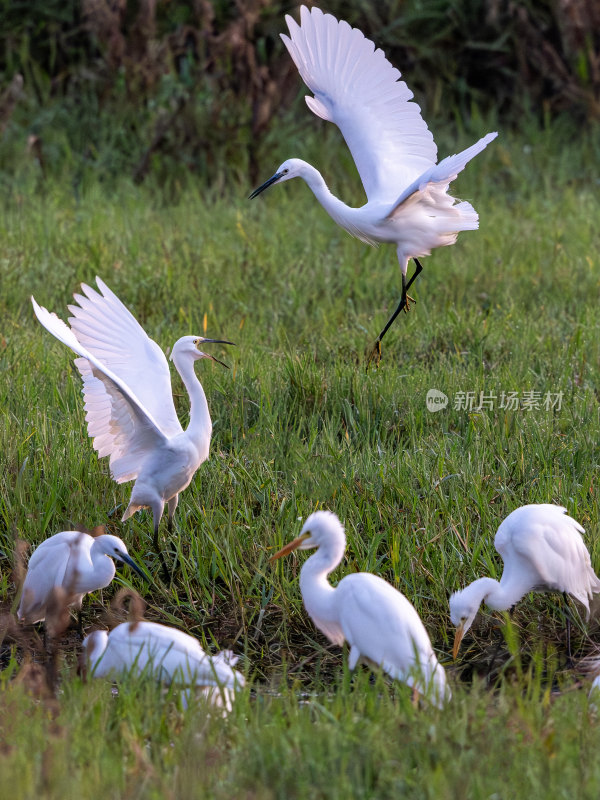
[193,338,200,346]
[282,169,289,175]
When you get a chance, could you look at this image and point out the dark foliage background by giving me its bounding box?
[0,0,598,186]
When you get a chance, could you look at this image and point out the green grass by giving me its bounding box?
[1,118,600,797]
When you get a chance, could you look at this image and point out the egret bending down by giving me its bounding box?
[250,6,497,360]
[84,621,244,713]
[17,530,144,628]
[32,279,233,580]
[450,504,600,658]
[271,510,450,707]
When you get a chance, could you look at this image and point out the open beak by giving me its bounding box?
[269,531,311,562]
[117,551,147,581]
[249,171,285,199]
[453,621,466,660]
[201,338,235,369]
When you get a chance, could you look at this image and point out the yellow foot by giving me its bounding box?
[403,293,417,313]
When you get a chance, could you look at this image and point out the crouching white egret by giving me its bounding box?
[31,278,234,581]
[250,6,497,361]
[270,510,450,708]
[17,530,145,629]
[83,621,244,713]
[450,504,600,658]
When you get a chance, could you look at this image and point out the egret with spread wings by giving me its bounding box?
[450,504,600,657]
[271,510,450,707]
[32,279,233,580]
[250,6,497,361]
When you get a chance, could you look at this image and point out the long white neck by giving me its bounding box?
[465,575,531,612]
[295,161,356,232]
[172,352,212,448]
[86,542,117,589]
[299,539,345,626]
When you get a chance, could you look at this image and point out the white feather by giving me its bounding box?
[31,280,229,542]
[449,504,600,651]
[17,531,142,624]
[275,510,450,708]
[84,621,244,713]
[282,6,437,202]
[252,5,497,339]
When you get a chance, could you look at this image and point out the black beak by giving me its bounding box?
[249,171,285,199]
[201,338,235,369]
[118,551,147,581]
[208,355,230,369]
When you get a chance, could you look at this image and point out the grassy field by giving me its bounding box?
[1,118,600,798]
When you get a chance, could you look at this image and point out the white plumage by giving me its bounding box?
[83,621,244,713]
[31,279,233,576]
[17,530,144,625]
[590,673,600,707]
[450,504,600,656]
[250,6,497,353]
[271,510,450,708]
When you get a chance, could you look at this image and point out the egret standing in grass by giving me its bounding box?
[17,530,145,630]
[250,6,497,361]
[84,620,244,713]
[32,279,234,581]
[271,510,450,707]
[450,504,600,658]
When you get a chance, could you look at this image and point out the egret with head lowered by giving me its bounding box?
[250,6,497,361]
[17,529,145,631]
[271,510,450,707]
[84,620,244,713]
[450,504,600,658]
[32,279,234,580]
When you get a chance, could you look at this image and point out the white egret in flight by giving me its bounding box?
[450,504,600,658]
[31,279,234,580]
[17,530,145,629]
[271,510,450,707]
[84,620,244,713]
[250,6,497,361]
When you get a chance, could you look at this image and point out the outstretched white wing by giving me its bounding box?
[388,132,498,214]
[282,6,437,204]
[32,294,170,484]
[67,278,182,438]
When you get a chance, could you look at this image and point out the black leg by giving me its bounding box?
[77,608,83,638]
[487,612,510,681]
[563,592,572,665]
[366,258,424,367]
[405,258,423,295]
[167,516,180,575]
[155,523,171,585]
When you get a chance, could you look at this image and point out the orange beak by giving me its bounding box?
[453,621,466,660]
[269,531,311,562]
